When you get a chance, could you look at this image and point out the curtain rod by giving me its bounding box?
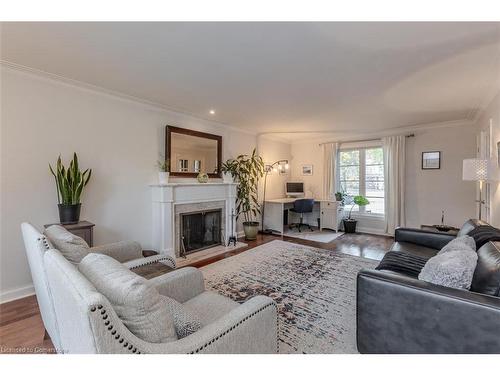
[319,133,414,146]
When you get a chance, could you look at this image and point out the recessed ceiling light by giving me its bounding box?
[209,109,216,115]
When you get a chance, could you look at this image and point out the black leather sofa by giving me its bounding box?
[357,219,500,354]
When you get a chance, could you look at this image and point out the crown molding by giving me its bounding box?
[0,60,256,136]
[257,133,293,144]
[260,118,475,145]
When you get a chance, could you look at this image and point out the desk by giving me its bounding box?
[263,198,342,234]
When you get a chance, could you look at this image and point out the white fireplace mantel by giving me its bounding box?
[151,182,238,259]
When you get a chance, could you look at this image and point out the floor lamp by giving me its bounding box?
[261,159,289,234]
[462,158,489,220]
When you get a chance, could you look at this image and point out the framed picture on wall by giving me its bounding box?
[422,151,441,169]
[301,164,313,176]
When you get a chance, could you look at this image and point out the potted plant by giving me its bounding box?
[343,195,370,233]
[220,163,234,183]
[335,191,345,204]
[157,159,170,185]
[220,149,265,240]
[49,153,92,224]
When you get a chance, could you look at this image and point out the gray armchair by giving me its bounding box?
[43,223,176,269]
[21,222,175,351]
[43,248,279,354]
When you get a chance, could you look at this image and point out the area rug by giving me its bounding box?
[201,240,378,354]
[283,227,343,243]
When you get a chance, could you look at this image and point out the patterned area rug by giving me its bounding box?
[201,240,378,354]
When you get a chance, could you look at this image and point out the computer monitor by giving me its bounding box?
[285,182,305,197]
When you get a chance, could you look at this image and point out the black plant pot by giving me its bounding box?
[343,219,357,233]
[58,203,81,224]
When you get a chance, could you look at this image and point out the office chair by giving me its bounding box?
[289,199,315,232]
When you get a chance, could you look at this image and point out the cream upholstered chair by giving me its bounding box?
[20,222,175,351]
[43,247,278,354]
[42,224,176,269]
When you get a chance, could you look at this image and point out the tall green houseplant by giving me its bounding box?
[221,149,265,240]
[49,153,92,224]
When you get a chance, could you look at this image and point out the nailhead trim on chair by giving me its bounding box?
[38,237,52,250]
[91,305,141,354]
[90,301,279,354]
[128,256,176,270]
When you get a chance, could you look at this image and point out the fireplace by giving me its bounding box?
[180,209,222,256]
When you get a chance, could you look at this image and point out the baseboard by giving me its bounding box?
[356,227,393,237]
[0,284,35,304]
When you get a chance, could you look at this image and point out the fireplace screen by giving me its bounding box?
[180,209,222,255]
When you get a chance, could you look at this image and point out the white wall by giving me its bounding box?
[476,91,500,227]
[289,141,324,199]
[405,124,477,228]
[257,136,292,200]
[0,67,256,302]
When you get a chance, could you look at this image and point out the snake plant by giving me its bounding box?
[49,153,92,205]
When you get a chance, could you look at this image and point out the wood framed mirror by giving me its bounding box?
[165,126,222,178]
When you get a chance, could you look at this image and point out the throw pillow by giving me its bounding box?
[159,295,202,338]
[438,235,476,255]
[468,226,500,249]
[44,225,89,264]
[78,253,177,343]
[419,250,478,289]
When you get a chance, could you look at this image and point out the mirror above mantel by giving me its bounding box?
[165,125,222,178]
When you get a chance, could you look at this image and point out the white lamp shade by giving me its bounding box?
[462,159,488,181]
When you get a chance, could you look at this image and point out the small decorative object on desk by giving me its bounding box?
[157,159,170,185]
[434,210,454,232]
[197,172,209,183]
[49,153,92,224]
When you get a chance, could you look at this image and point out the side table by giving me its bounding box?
[420,224,459,236]
[44,220,95,246]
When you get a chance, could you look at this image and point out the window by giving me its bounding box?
[178,159,189,172]
[338,147,384,215]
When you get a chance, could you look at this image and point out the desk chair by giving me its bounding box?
[289,199,315,232]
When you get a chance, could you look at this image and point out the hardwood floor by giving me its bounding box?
[0,232,392,354]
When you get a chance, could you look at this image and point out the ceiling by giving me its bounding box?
[2,22,500,141]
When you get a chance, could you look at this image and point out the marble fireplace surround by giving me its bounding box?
[175,201,225,257]
[151,182,238,259]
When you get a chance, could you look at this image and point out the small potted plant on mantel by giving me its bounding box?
[157,159,170,185]
[221,149,265,240]
[343,195,370,233]
[49,153,92,224]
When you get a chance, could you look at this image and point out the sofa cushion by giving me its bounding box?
[183,291,239,326]
[418,250,478,290]
[78,253,177,343]
[44,225,89,264]
[471,241,500,296]
[457,219,491,237]
[468,226,500,250]
[438,235,476,255]
[160,296,201,338]
[389,241,438,260]
[376,252,428,278]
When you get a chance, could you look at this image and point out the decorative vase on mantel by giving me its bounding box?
[158,171,169,185]
[222,172,233,183]
[197,172,209,183]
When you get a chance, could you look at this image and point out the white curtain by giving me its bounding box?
[322,142,339,200]
[383,135,406,235]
